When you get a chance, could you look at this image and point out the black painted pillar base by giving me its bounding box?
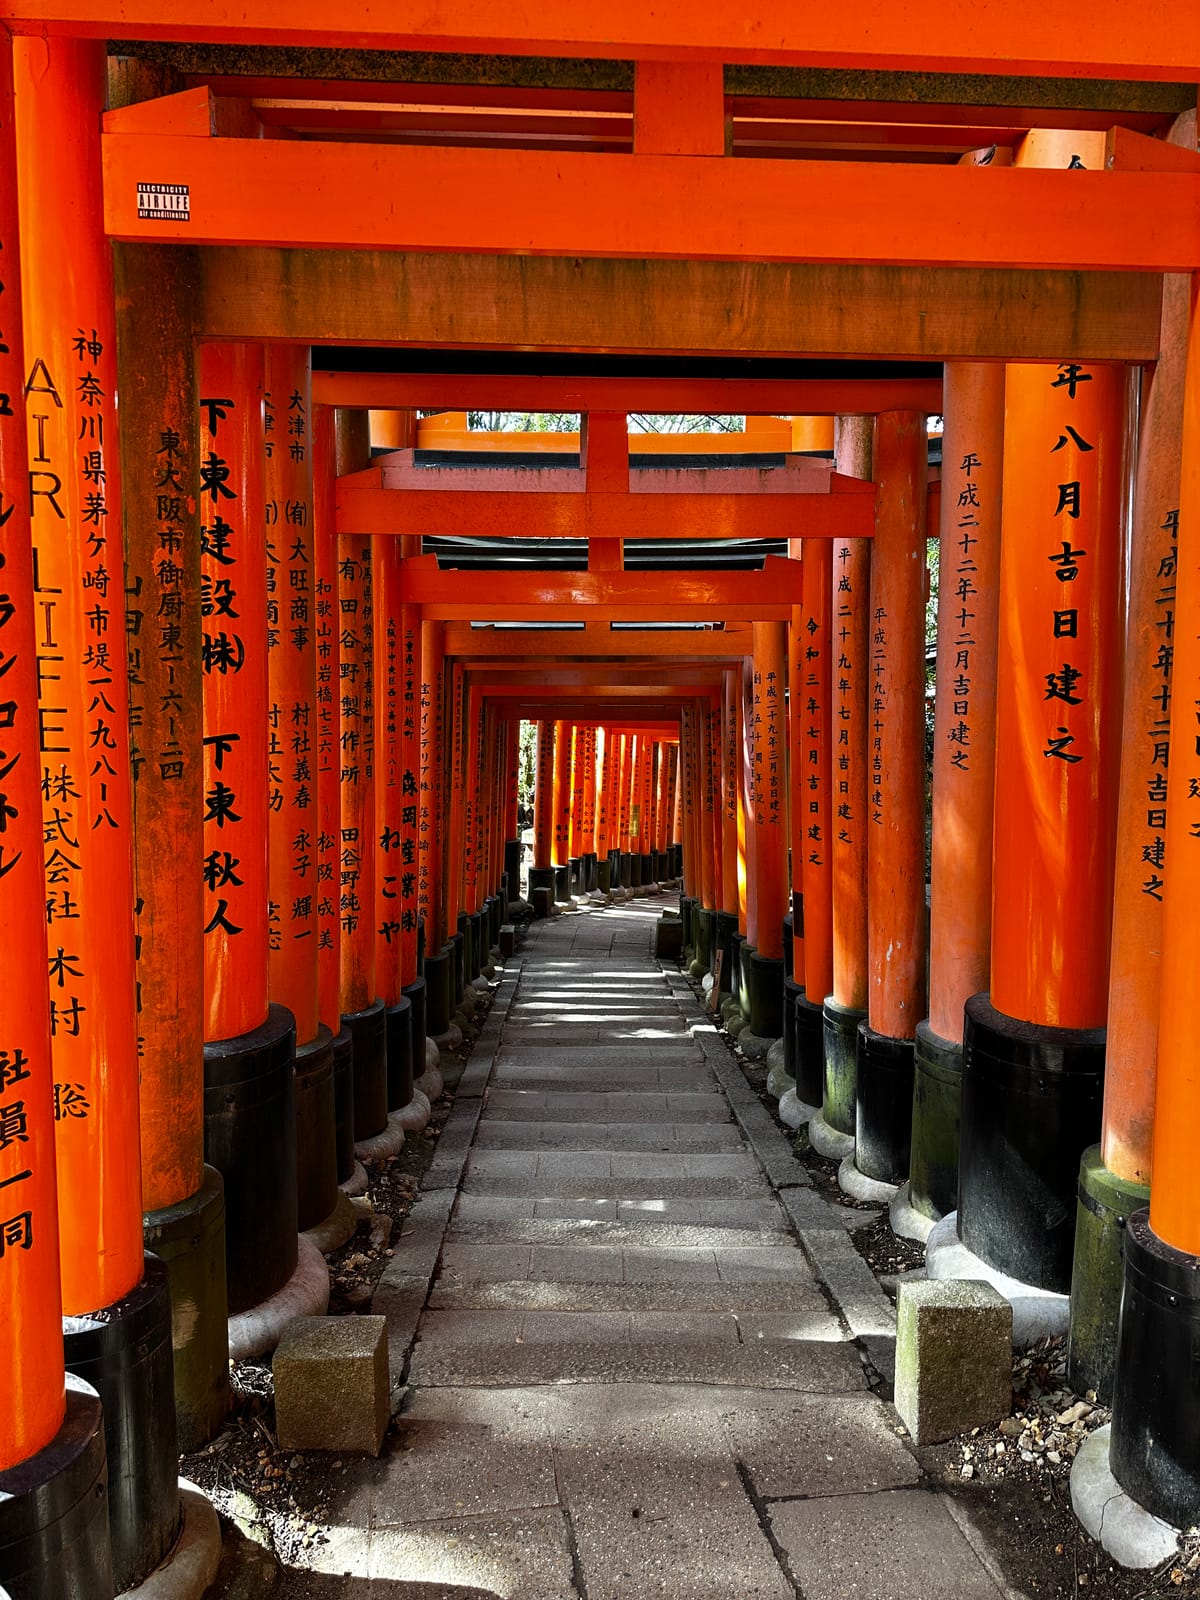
[293,1024,337,1233]
[855,1022,915,1185]
[64,1255,179,1592]
[567,855,581,895]
[730,932,749,1015]
[597,857,612,893]
[143,1164,230,1454]
[608,848,622,888]
[0,1374,113,1600]
[822,996,864,1138]
[640,851,654,887]
[691,907,714,975]
[468,910,485,980]
[713,911,738,994]
[909,1020,963,1223]
[403,975,427,1058]
[582,851,598,892]
[344,998,388,1142]
[449,930,466,1006]
[1110,1209,1200,1527]
[424,947,452,1035]
[1067,1147,1148,1406]
[331,1024,355,1184]
[747,950,785,1039]
[504,837,522,888]
[488,893,502,948]
[959,992,1104,1293]
[553,863,571,903]
[794,991,825,1109]
[628,853,643,889]
[386,995,414,1111]
[783,976,802,1079]
[203,1003,298,1313]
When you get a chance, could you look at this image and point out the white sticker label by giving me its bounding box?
[137,183,190,221]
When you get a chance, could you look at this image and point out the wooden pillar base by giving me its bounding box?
[204,1006,298,1314]
[386,997,414,1113]
[908,1021,964,1224]
[855,1023,916,1186]
[143,1166,230,1453]
[822,998,865,1138]
[294,1027,337,1234]
[1067,1147,1150,1406]
[344,1000,388,1144]
[1110,1210,1200,1528]
[0,1376,112,1600]
[960,993,1104,1293]
[63,1257,179,1592]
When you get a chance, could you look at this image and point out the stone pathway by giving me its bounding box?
[299,899,1026,1599]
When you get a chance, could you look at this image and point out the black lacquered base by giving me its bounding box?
[344,998,388,1142]
[64,1256,179,1591]
[424,947,452,1035]
[908,1020,962,1221]
[294,1024,336,1232]
[959,992,1104,1292]
[331,1024,355,1183]
[747,950,785,1039]
[204,1003,298,1311]
[386,995,414,1111]
[822,996,864,1137]
[855,1022,915,1185]
[794,991,825,1108]
[1110,1210,1200,1528]
[0,1374,112,1600]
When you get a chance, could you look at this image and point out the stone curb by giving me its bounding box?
[659,960,896,1366]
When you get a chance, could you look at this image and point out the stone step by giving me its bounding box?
[473,1118,744,1153]
[409,1337,865,1392]
[428,1278,833,1316]
[438,1238,816,1284]
[452,1192,788,1231]
[483,1089,731,1125]
[491,1060,714,1091]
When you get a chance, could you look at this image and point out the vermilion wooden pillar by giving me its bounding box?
[852,412,928,1188]
[0,28,71,1500]
[529,718,556,905]
[596,724,615,892]
[1072,122,1193,1405]
[1109,247,1200,1531]
[822,417,873,1145]
[910,364,1004,1227]
[961,310,1124,1292]
[109,51,232,1457]
[420,619,453,1037]
[742,621,788,1051]
[16,36,180,1590]
[553,719,572,899]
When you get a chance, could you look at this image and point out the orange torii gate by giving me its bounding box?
[3,5,1200,1583]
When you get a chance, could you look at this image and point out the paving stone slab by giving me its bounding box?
[726,1394,920,1497]
[428,1279,835,1315]
[483,1089,729,1124]
[492,1062,713,1091]
[411,1338,866,1391]
[448,1217,807,1252]
[418,1307,745,1347]
[769,1490,1006,1600]
[474,1119,744,1152]
[307,1508,579,1597]
[462,1170,770,1201]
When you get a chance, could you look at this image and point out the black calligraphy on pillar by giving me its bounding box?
[946,452,982,773]
[1041,366,1095,768]
[1143,510,1177,900]
[834,545,856,848]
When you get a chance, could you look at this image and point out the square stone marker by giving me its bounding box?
[894,1279,1012,1446]
[770,1490,1004,1600]
[274,1315,389,1457]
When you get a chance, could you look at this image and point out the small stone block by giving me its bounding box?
[894,1279,1012,1445]
[273,1314,389,1456]
[499,923,517,957]
[532,886,554,920]
[653,917,684,961]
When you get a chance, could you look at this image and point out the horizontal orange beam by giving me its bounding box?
[200,249,1163,364]
[442,624,750,658]
[339,487,873,539]
[399,554,803,620]
[365,451,865,493]
[13,0,1200,81]
[102,129,1200,271]
[313,370,944,415]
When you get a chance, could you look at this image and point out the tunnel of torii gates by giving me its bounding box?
[1,4,1200,1592]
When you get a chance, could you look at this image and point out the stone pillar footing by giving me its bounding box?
[1067,1147,1149,1406]
[120,1479,222,1600]
[354,1109,407,1163]
[806,1111,856,1162]
[837,1154,899,1205]
[0,1374,113,1599]
[960,993,1104,1294]
[889,1179,937,1246]
[142,1165,230,1454]
[1071,1425,1181,1570]
[924,1211,1068,1347]
[226,1235,330,1362]
[63,1257,180,1592]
